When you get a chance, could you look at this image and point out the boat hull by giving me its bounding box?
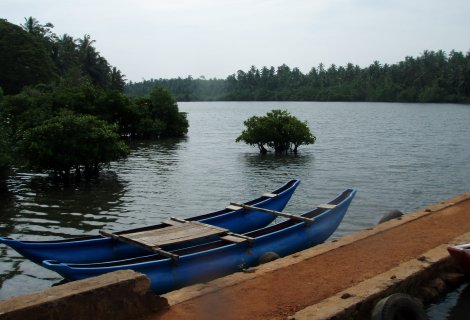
[44,189,356,294]
[0,180,300,264]
[448,244,470,275]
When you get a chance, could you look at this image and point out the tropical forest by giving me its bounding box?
[126,51,470,103]
[0,18,189,181]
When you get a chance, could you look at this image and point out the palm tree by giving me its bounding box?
[77,35,112,88]
[110,67,126,91]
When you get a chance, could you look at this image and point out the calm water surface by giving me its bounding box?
[427,282,470,320]
[1,102,470,314]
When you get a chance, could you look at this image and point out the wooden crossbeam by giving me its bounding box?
[161,217,187,226]
[220,232,255,244]
[227,232,254,241]
[152,247,179,263]
[318,203,337,209]
[221,234,247,243]
[226,204,243,211]
[230,203,315,224]
[262,193,277,198]
[99,230,120,240]
[169,216,188,223]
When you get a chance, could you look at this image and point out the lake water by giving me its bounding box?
[1,102,470,315]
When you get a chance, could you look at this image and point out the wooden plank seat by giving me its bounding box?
[100,220,254,263]
[102,221,228,248]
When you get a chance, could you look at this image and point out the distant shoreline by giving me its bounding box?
[126,50,470,104]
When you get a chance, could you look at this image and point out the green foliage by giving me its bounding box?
[149,87,189,137]
[110,67,126,91]
[19,112,128,179]
[0,18,126,95]
[0,120,12,174]
[236,115,271,153]
[132,87,188,138]
[236,110,316,154]
[47,82,137,136]
[0,19,57,95]
[0,19,186,182]
[0,82,187,179]
[126,50,470,103]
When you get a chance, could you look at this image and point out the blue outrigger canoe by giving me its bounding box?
[0,180,300,264]
[43,188,356,294]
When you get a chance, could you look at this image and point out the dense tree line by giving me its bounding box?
[126,50,470,103]
[0,19,188,181]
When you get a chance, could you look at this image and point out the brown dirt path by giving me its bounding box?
[146,194,470,320]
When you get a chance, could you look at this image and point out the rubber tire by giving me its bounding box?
[371,293,428,320]
[258,252,280,265]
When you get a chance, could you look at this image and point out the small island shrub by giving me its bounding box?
[236,109,316,154]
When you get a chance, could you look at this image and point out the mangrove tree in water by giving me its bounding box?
[236,109,316,154]
[19,112,128,180]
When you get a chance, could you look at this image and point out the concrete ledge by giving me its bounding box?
[290,231,470,320]
[163,191,470,306]
[0,270,168,320]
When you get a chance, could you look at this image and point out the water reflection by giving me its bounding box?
[0,138,187,240]
[448,282,470,319]
[127,137,187,154]
[5,171,126,238]
[116,138,186,183]
[0,186,16,236]
[110,137,188,229]
[241,152,314,171]
[239,151,315,199]
[0,253,21,294]
[0,139,188,299]
[427,282,470,320]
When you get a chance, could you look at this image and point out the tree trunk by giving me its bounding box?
[258,144,267,154]
[293,145,298,154]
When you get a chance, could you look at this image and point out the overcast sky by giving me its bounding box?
[2,0,470,82]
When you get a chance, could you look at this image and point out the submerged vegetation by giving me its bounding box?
[126,50,470,103]
[20,112,128,180]
[236,110,316,154]
[0,18,188,182]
